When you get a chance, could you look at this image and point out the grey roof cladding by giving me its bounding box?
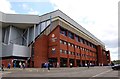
[0,10,105,46]
[39,10,105,46]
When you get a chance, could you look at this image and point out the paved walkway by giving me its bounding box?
[2,66,119,78]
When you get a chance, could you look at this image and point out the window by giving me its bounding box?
[93,45,96,48]
[68,43,70,46]
[72,52,73,55]
[83,40,86,44]
[60,40,63,44]
[75,45,77,48]
[64,50,67,54]
[81,47,83,50]
[84,54,86,57]
[52,48,56,54]
[60,49,62,53]
[75,35,79,42]
[68,31,74,39]
[71,44,74,47]
[68,51,71,54]
[83,48,84,51]
[41,22,46,32]
[60,27,67,36]
[81,54,83,57]
[88,42,90,46]
[86,41,89,45]
[80,37,84,43]
[64,41,67,45]
[79,54,81,56]
[46,20,50,26]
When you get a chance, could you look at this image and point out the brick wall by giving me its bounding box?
[34,35,48,68]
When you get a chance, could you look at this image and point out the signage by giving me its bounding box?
[51,34,57,42]
[52,48,56,54]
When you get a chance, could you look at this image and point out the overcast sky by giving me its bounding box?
[0,0,119,61]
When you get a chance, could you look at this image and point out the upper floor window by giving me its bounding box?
[71,44,74,47]
[68,31,74,39]
[60,27,67,36]
[60,49,63,53]
[68,51,71,54]
[68,42,70,46]
[75,35,79,42]
[75,45,77,48]
[60,40,63,44]
[41,22,46,32]
[64,50,67,54]
[80,37,84,43]
[64,41,67,45]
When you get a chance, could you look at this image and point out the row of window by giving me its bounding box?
[60,49,96,58]
[60,40,96,53]
[60,27,96,48]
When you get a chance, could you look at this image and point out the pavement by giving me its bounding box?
[0,66,120,78]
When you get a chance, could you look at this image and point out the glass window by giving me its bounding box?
[75,35,79,42]
[80,37,84,43]
[60,40,63,44]
[68,31,74,39]
[81,54,83,57]
[60,27,67,36]
[83,48,84,50]
[68,51,71,54]
[46,20,50,26]
[86,41,89,46]
[71,52,73,55]
[60,49,62,53]
[81,47,82,50]
[68,43,70,46]
[71,44,74,47]
[41,22,46,32]
[64,41,67,45]
[75,45,77,48]
[72,52,74,55]
[64,50,67,54]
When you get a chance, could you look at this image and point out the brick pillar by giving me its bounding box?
[67,58,70,67]
[80,60,82,66]
[97,45,103,66]
[74,59,77,67]
[57,57,60,67]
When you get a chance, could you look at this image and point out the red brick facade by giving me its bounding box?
[2,26,111,68]
[32,26,111,67]
[33,35,48,68]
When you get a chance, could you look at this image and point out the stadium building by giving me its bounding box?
[0,10,111,68]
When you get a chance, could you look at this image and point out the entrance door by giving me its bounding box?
[13,60,25,68]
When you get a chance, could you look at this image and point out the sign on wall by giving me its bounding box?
[51,34,57,42]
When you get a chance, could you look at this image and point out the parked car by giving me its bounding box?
[112,64,120,70]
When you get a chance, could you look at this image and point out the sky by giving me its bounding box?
[0,0,119,61]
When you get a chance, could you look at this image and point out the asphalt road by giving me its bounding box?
[1,66,119,78]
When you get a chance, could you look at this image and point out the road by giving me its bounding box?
[1,66,119,79]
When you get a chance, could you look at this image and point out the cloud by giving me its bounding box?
[0,0,16,13]
[21,3,39,15]
[22,4,29,10]
[49,0,119,61]
[8,0,49,2]
[28,9,39,15]
[104,38,118,48]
